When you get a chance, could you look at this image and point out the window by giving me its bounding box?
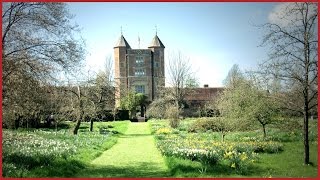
[135,85,145,94]
[135,68,145,76]
[154,61,159,68]
[135,56,144,66]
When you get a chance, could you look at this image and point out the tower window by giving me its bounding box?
[135,56,144,66]
[135,85,145,94]
[135,68,145,76]
[154,61,159,68]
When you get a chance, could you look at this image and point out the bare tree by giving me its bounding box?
[223,64,245,88]
[71,57,115,133]
[2,2,84,82]
[259,2,317,164]
[86,70,115,131]
[167,51,194,107]
[2,2,85,128]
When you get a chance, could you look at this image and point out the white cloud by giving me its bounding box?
[268,2,317,27]
[268,3,297,27]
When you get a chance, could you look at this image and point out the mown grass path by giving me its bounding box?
[77,122,169,177]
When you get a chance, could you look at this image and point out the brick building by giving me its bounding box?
[185,85,224,107]
[114,33,165,106]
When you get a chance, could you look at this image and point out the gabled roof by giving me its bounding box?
[148,35,165,48]
[114,35,131,49]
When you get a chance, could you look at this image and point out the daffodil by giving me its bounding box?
[231,163,236,168]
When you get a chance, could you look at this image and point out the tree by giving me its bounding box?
[71,86,84,135]
[56,82,86,135]
[147,98,167,119]
[259,2,317,164]
[135,93,148,118]
[222,64,245,88]
[120,91,147,119]
[165,103,181,129]
[2,2,84,129]
[217,66,277,139]
[167,51,194,107]
[247,89,278,139]
[2,71,49,129]
[185,75,200,88]
[86,70,115,131]
[2,2,84,82]
[211,117,237,142]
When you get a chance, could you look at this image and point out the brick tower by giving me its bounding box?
[114,33,165,107]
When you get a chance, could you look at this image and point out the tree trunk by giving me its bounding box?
[262,124,266,139]
[73,118,81,135]
[73,86,84,135]
[55,120,58,134]
[73,103,84,135]
[90,119,93,132]
[303,108,309,164]
[140,105,144,117]
[15,117,20,129]
[303,12,311,164]
[221,132,225,142]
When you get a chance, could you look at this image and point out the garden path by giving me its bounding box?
[77,122,169,177]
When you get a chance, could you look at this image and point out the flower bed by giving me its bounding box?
[154,132,282,173]
[2,129,112,176]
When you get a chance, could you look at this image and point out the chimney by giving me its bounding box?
[204,84,209,88]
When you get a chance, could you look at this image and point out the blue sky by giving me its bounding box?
[68,2,280,87]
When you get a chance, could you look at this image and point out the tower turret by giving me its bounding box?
[148,35,165,99]
[114,35,131,107]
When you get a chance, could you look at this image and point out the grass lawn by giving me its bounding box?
[254,141,318,177]
[2,120,130,177]
[76,122,169,177]
[2,118,318,178]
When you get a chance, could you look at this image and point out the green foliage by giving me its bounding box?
[120,92,146,110]
[188,118,217,133]
[188,117,238,141]
[217,67,278,138]
[120,91,147,118]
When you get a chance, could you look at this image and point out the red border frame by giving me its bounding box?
[0,1,319,180]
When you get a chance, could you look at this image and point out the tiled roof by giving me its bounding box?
[148,35,165,48]
[184,87,224,101]
[114,35,131,48]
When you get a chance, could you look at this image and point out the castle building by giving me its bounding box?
[114,33,165,106]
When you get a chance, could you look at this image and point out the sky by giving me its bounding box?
[67,2,281,87]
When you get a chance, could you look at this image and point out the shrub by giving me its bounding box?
[165,104,181,128]
[188,118,218,133]
[147,98,167,119]
[273,117,303,132]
